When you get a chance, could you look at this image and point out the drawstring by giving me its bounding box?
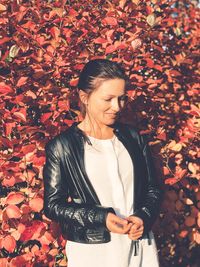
[134,240,140,256]
[147,231,152,245]
[128,240,139,265]
[128,232,152,265]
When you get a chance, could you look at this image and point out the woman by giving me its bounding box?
[43,59,162,267]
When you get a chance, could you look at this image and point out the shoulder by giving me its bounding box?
[114,122,151,148]
[114,122,139,138]
[45,123,79,151]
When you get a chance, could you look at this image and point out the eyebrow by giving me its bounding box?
[104,94,126,97]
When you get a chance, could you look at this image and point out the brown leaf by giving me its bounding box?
[185,216,195,227]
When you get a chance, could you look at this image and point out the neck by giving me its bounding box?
[78,116,114,139]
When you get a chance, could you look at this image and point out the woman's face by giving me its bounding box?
[85,78,127,127]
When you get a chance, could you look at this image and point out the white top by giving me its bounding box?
[66,135,159,267]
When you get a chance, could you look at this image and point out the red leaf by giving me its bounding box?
[4,122,16,136]
[69,78,78,87]
[0,82,13,94]
[165,177,178,185]
[29,197,43,212]
[0,37,11,45]
[6,205,21,219]
[10,254,30,267]
[0,259,7,267]
[32,155,45,167]
[157,132,167,141]
[21,144,36,154]
[6,192,25,205]
[105,44,117,54]
[40,112,52,123]
[2,235,16,253]
[93,37,107,44]
[103,16,118,26]
[20,221,46,242]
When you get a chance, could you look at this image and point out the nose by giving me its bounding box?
[111,98,121,112]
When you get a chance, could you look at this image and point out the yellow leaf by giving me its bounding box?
[147,14,156,27]
[174,27,182,36]
[0,4,7,11]
[185,198,193,205]
[132,0,140,5]
[188,162,199,175]
[171,143,182,152]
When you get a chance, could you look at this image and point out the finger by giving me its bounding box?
[113,216,129,226]
[111,222,132,234]
[126,216,143,226]
[129,226,144,235]
[129,225,144,233]
[128,232,143,240]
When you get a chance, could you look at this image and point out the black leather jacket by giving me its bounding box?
[43,122,162,244]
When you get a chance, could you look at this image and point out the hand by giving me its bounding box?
[106,213,132,234]
[126,216,144,240]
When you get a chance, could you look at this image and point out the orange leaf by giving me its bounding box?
[6,205,21,219]
[93,37,107,44]
[29,197,43,212]
[13,109,26,122]
[105,44,117,54]
[16,77,28,87]
[6,192,25,205]
[21,144,36,154]
[2,235,16,253]
[103,16,118,26]
[4,122,16,136]
[49,26,60,40]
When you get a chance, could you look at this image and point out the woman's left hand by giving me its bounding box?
[126,216,144,240]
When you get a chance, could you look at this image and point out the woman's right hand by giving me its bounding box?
[106,213,132,234]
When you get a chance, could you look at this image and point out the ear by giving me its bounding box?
[79,90,89,105]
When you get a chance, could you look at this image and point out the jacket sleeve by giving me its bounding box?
[132,132,163,234]
[43,139,115,229]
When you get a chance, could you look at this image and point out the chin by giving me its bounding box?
[104,119,117,126]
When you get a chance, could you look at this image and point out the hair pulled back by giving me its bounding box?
[78,59,128,93]
[77,59,128,117]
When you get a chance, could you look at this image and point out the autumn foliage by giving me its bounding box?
[0,0,199,266]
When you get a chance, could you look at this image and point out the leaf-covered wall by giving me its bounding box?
[0,0,199,266]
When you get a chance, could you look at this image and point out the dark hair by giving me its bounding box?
[78,59,128,93]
